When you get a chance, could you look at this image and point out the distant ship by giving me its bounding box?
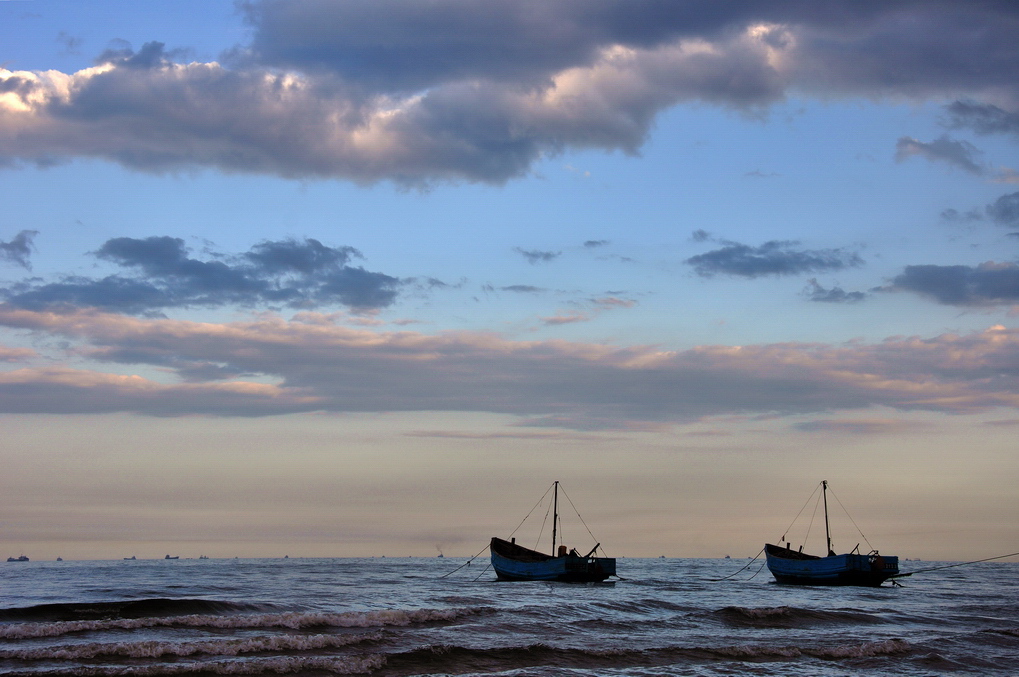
[7,555,29,562]
[164,554,179,560]
[124,556,136,560]
[198,555,209,560]
[56,557,63,561]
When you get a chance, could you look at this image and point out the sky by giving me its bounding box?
[1,0,1018,562]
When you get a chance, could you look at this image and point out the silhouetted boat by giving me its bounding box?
[124,556,136,560]
[765,480,899,587]
[164,555,179,560]
[7,555,29,562]
[490,481,616,582]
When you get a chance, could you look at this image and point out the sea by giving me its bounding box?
[1,556,1016,676]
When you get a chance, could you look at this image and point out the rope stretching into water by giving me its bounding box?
[893,551,1019,578]
[712,547,766,582]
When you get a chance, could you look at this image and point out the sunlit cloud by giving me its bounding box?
[1,308,1018,426]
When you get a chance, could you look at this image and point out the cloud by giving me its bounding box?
[986,192,1019,225]
[1,236,401,313]
[0,309,1018,425]
[888,261,1019,306]
[793,419,920,435]
[0,230,38,270]
[803,279,866,303]
[687,240,863,278]
[1,2,1018,184]
[501,285,546,293]
[940,207,983,223]
[540,295,636,326]
[944,100,1019,136]
[540,312,590,325]
[895,135,984,175]
[514,248,561,264]
[584,240,609,248]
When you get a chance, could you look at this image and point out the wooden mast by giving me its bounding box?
[551,481,559,556]
[822,480,833,556]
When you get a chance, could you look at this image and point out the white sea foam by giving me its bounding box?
[0,607,470,639]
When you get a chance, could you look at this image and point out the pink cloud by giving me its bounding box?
[1,308,1018,426]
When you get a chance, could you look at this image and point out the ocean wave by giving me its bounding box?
[0,607,476,640]
[713,605,884,628]
[0,654,385,676]
[0,599,265,623]
[378,638,915,673]
[0,631,382,660]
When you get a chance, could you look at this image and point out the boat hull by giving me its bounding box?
[490,537,615,582]
[765,544,899,586]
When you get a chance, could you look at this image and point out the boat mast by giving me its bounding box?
[551,481,559,555]
[822,480,833,556]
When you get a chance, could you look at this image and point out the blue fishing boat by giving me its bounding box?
[765,480,899,586]
[490,481,616,582]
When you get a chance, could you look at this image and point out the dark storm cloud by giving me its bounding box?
[944,100,1019,136]
[687,240,863,278]
[986,192,1019,226]
[0,230,38,270]
[803,279,866,303]
[889,262,1019,306]
[2,1,1019,184]
[895,135,984,175]
[514,248,562,265]
[1,236,401,313]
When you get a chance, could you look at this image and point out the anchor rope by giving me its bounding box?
[438,542,490,579]
[712,547,766,582]
[893,551,1019,577]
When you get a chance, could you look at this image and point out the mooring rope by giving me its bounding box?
[438,542,490,579]
[893,551,1019,578]
[712,547,766,582]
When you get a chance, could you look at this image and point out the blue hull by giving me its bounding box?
[765,544,899,586]
[490,538,615,582]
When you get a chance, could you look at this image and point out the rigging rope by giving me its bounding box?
[559,484,606,556]
[826,485,875,553]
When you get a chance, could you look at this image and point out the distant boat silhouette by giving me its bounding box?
[124,556,136,560]
[7,555,29,562]
[164,554,179,560]
[198,555,209,560]
[56,557,63,561]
